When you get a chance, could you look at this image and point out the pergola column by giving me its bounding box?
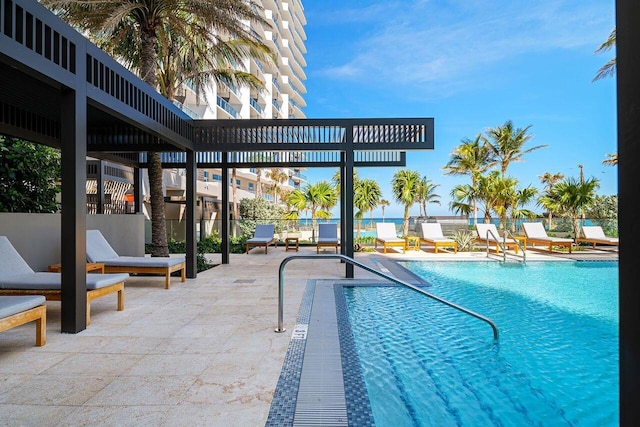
[60,86,88,333]
[221,154,230,264]
[185,149,197,278]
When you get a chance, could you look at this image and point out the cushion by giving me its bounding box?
[0,295,46,318]
[101,257,185,268]
[0,236,35,280]
[0,273,129,290]
[86,230,120,262]
[253,225,275,239]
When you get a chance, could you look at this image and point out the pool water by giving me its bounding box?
[343,261,619,426]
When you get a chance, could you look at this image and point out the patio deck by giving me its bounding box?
[0,245,617,425]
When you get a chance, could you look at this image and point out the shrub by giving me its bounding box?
[453,231,477,252]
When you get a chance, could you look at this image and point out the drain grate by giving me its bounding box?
[233,279,256,283]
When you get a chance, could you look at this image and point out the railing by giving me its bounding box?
[276,254,499,341]
[483,228,525,263]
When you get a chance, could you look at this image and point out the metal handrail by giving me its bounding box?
[484,229,526,263]
[505,230,526,263]
[276,254,499,340]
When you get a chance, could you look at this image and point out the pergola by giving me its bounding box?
[0,0,433,333]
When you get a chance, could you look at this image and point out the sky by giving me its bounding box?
[298,0,617,218]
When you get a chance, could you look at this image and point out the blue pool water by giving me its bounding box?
[343,261,619,426]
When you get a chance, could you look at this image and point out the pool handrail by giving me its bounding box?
[484,228,526,263]
[276,254,499,341]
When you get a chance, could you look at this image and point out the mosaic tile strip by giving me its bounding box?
[334,282,376,426]
[265,279,315,426]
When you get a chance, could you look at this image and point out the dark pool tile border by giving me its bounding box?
[265,279,376,426]
[334,282,375,426]
[265,280,315,426]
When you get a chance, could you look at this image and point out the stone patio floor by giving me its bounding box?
[0,244,618,426]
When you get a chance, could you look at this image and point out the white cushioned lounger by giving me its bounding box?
[0,295,47,346]
[0,236,127,325]
[87,230,185,289]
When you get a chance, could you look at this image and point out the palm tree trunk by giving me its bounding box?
[148,152,169,257]
[403,205,410,236]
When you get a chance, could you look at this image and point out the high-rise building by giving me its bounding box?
[166,0,308,230]
[178,0,308,121]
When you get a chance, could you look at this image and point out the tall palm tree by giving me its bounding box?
[379,199,391,222]
[44,0,270,256]
[266,168,289,204]
[354,178,381,238]
[443,135,492,225]
[603,153,618,166]
[548,177,600,238]
[416,177,440,218]
[538,172,565,227]
[286,181,338,243]
[391,169,421,236]
[593,27,616,82]
[484,120,547,178]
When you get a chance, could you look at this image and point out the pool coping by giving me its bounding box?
[266,279,379,426]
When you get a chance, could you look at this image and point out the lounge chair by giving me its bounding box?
[419,223,457,253]
[245,224,277,254]
[0,236,126,325]
[522,222,573,253]
[87,230,185,289]
[475,223,520,253]
[374,223,406,254]
[316,223,339,253]
[576,226,619,248]
[0,295,46,346]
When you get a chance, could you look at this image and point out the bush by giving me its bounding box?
[238,197,285,238]
[453,231,477,252]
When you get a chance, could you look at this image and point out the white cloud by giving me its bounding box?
[314,0,614,98]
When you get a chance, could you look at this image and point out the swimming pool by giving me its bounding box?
[344,261,619,426]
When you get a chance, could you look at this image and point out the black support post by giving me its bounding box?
[343,124,355,278]
[221,154,230,264]
[96,160,104,214]
[185,150,197,278]
[134,166,143,214]
[60,86,87,333]
[618,1,640,424]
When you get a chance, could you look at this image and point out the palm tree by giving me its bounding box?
[538,172,565,228]
[593,28,616,82]
[354,178,381,238]
[443,135,492,225]
[548,177,600,238]
[286,181,338,243]
[603,153,618,166]
[266,168,289,204]
[484,120,547,178]
[44,0,270,256]
[416,177,440,218]
[379,199,391,222]
[391,169,421,236]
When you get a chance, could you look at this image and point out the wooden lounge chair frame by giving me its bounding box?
[575,226,619,249]
[245,224,277,254]
[374,223,406,254]
[522,222,573,254]
[419,223,458,253]
[87,230,185,289]
[0,298,46,346]
[0,283,124,326]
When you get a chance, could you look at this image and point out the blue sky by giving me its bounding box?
[299,0,617,218]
